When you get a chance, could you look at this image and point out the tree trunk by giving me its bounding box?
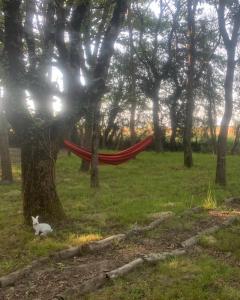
[215,49,235,185]
[90,101,101,188]
[215,0,240,185]
[130,101,137,146]
[115,129,123,150]
[152,84,163,152]
[21,132,65,224]
[107,125,118,148]
[169,103,177,151]
[208,106,217,154]
[80,111,93,172]
[183,0,196,168]
[206,65,217,154]
[128,9,137,146]
[231,125,240,155]
[0,112,13,184]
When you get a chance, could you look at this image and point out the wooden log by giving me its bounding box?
[106,258,144,279]
[181,216,239,248]
[0,266,31,288]
[181,206,204,216]
[143,249,186,263]
[87,234,126,252]
[126,211,174,236]
[200,225,220,235]
[0,257,48,288]
[51,246,81,260]
[181,226,220,248]
[52,234,126,260]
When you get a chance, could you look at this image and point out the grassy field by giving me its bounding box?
[0,151,240,298]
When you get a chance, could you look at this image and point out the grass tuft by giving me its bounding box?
[202,183,217,209]
[68,233,102,246]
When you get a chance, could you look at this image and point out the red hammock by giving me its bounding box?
[64,136,153,165]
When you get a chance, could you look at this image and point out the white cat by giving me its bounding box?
[31,216,53,236]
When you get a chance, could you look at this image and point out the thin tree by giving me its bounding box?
[0,94,13,184]
[183,0,198,167]
[231,123,240,154]
[216,0,240,185]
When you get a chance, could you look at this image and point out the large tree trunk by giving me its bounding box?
[21,132,65,224]
[215,50,235,185]
[0,112,13,184]
[152,83,163,152]
[183,0,196,168]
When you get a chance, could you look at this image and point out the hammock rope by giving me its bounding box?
[64,136,153,165]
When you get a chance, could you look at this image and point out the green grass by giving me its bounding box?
[199,223,240,259]
[0,151,240,276]
[85,255,240,300]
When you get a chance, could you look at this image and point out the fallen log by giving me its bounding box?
[106,258,144,279]
[126,211,174,236]
[143,249,186,263]
[181,216,239,248]
[0,257,49,288]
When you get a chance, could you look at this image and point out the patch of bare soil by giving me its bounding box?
[0,211,234,300]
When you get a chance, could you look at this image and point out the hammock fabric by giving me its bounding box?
[64,136,153,165]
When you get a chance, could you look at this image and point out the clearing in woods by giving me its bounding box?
[0,151,240,299]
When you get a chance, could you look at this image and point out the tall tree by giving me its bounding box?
[133,1,181,152]
[128,6,137,145]
[0,94,13,184]
[3,0,127,223]
[183,0,198,167]
[215,0,240,185]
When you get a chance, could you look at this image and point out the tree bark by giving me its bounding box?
[80,111,93,172]
[183,0,197,168]
[89,0,128,187]
[0,112,13,184]
[21,131,65,224]
[208,100,217,154]
[130,101,137,146]
[128,8,137,146]
[152,83,163,152]
[206,65,217,154]
[169,100,178,151]
[231,125,240,155]
[216,51,235,185]
[104,96,121,147]
[215,1,240,185]
[90,101,101,188]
